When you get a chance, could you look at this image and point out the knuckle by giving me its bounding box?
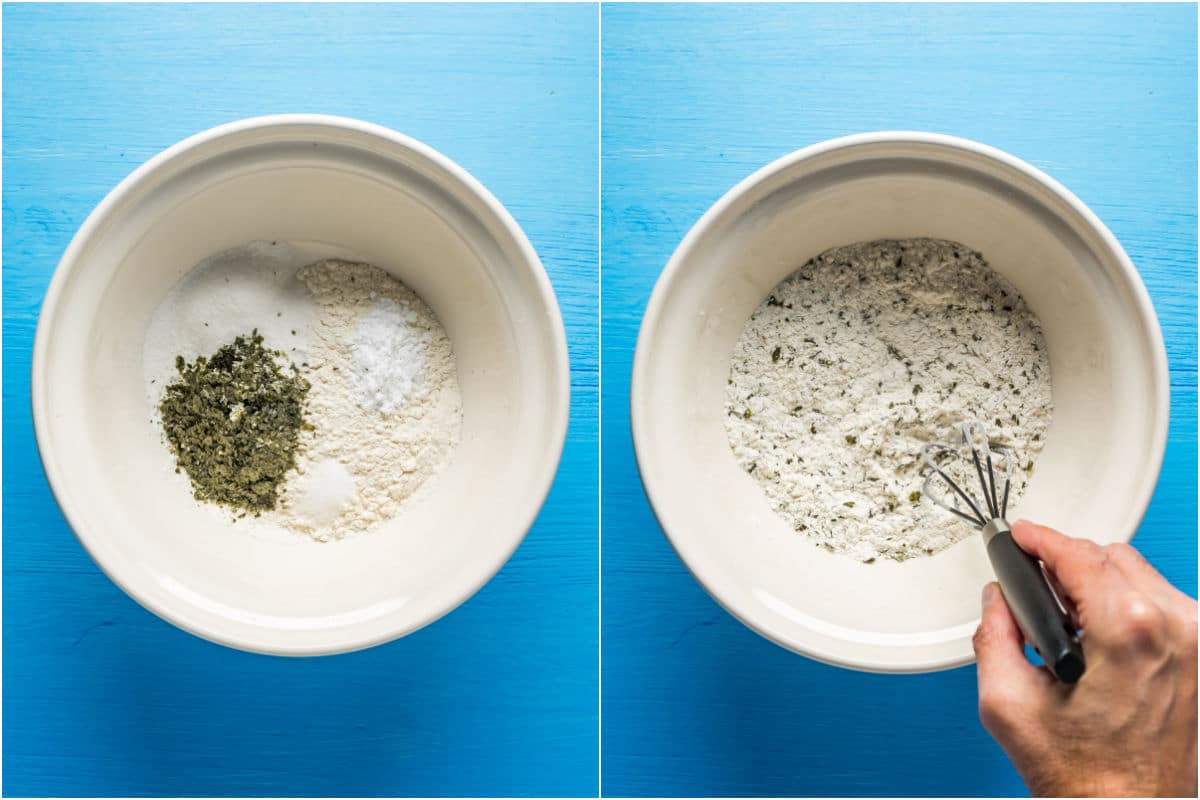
[1105,542,1140,564]
[977,686,1018,731]
[971,622,988,651]
[972,620,1002,653]
[1115,596,1168,646]
[1070,538,1104,563]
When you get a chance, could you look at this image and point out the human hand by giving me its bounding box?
[973,521,1197,798]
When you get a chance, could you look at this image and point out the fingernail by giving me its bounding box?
[981,583,997,607]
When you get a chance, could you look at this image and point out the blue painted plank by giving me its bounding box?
[601,4,1197,796]
[3,4,598,796]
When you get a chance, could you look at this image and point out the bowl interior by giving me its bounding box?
[634,138,1165,671]
[36,121,567,653]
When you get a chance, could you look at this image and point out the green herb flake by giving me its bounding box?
[158,332,310,513]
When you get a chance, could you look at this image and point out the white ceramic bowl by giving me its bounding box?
[632,132,1168,672]
[33,115,570,655]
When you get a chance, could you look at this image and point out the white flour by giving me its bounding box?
[278,259,462,541]
[724,239,1052,562]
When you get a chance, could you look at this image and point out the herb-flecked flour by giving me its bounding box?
[724,238,1052,562]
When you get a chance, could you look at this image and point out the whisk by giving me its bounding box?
[922,421,1085,683]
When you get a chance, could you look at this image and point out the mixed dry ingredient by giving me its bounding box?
[724,238,1052,563]
[145,243,461,542]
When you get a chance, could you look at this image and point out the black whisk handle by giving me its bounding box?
[983,519,1086,684]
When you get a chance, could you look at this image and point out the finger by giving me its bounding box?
[974,582,1051,734]
[1045,570,1081,630]
[1011,521,1120,616]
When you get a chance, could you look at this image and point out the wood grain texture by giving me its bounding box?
[3,4,598,796]
[601,4,1197,796]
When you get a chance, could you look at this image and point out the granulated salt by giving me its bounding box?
[351,297,431,413]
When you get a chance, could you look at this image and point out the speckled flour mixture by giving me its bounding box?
[278,259,462,541]
[724,239,1052,562]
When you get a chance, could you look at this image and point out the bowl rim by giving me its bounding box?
[630,130,1171,673]
[31,113,571,656]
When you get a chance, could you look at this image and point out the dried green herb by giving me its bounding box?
[159,331,310,513]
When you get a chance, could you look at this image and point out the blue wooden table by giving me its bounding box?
[3,4,598,796]
[601,4,1197,796]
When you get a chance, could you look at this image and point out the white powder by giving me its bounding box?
[724,239,1052,563]
[351,298,430,413]
[143,241,316,406]
[277,259,462,542]
[287,458,358,527]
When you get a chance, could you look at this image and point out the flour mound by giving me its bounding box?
[277,259,462,541]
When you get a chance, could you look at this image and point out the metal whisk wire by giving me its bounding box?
[920,420,1086,684]
[920,421,1013,529]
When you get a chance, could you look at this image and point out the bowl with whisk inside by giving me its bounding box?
[632,132,1168,672]
[33,115,570,654]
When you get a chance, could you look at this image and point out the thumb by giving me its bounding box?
[974,582,1051,732]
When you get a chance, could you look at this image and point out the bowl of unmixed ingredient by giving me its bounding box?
[33,115,569,655]
[632,132,1168,672]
